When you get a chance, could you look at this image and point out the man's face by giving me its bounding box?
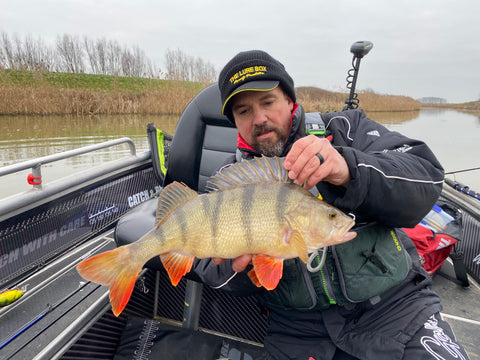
[231,86,294,156]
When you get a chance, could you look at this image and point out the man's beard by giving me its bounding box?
[251,124,288,157]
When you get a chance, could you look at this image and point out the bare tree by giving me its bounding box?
[105,39,122,76]
[191,56,216,83]
[0,32,12,69]
[121,45,146,77]
[56,34,85,73]
[164,48,216,82]
[1,32,215,81]
[84,36,99,74]
[21,35,55,71]
[0,32,18,69]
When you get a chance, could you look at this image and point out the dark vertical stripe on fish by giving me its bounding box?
[155,226,164,245]
[276,184,291,223]
[241,186,255,248]
[202,192,220,252]
[176,204,188,245]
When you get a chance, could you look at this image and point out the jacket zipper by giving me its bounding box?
[318,254,337,305]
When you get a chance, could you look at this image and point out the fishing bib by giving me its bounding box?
[257,225,412,310]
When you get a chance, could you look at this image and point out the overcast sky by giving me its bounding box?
[1,0,479,103]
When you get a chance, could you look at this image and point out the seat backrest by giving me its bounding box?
[163,84,237,192]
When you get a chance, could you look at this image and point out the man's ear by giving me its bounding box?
[287,95,295,111]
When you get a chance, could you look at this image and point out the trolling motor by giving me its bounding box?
[343,41,374,110]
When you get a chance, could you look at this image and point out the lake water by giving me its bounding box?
[0,109,479,199]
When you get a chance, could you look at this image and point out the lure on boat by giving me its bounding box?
[0,289,24,307]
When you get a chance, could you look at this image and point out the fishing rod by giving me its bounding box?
[444,167,480,200]
[343,40,374,111]
[444,178,480,201]
[0,281,94,351]
[445,166,480,175]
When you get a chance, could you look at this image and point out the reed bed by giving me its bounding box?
[0,70,205,116]
[296,87,422,113]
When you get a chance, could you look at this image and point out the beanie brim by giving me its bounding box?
[221,80,279,116]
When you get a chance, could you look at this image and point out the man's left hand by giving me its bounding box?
[283,135,350,189]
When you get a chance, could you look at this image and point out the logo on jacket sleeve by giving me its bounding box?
[367,130,380,137]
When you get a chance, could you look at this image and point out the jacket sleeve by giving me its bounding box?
[325,109,444,228]
[193,258,261,295]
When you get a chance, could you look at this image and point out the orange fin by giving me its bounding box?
[160,252,195,286]
[247,269,262,288]
[155,181,198,225]
[77,246,142,317]
[251,254,284,290]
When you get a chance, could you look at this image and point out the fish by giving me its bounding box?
[77,156,356,316]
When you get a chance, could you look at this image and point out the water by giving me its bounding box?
[0,109,479,199]
[0,114,178,198]
[377,109,480,193]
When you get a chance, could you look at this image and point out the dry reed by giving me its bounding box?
[0,70,206,116]
[4,70,471,116]
[0,83,204,116]
[296,87,422,113]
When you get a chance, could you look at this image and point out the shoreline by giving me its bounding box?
[1,69,478,116]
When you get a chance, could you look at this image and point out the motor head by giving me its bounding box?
[350,41,373,58]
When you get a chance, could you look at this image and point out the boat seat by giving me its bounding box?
[114,83,238,270]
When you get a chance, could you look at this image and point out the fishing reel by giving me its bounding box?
[343,41,374,111]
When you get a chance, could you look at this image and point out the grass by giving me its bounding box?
[3,69,475,116]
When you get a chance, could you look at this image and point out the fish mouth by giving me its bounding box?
[336,221,357,243]
[339,230,357,242]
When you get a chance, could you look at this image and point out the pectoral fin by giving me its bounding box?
[160,252,195,286]
[289,230,308,263]
[284,216,308,263]
[251,254,284,290]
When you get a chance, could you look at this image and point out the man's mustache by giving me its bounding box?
[253,124,278,137]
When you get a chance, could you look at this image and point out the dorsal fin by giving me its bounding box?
[155,181,198,225]
[206,156,291,192]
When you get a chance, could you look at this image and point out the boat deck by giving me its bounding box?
[0,230,115,359]
[433,260,480,359]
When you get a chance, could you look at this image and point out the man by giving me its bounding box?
[194,50,470,359]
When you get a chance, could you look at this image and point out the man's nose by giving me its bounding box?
[252,109,267,125]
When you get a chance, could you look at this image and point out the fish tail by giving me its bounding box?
[77,246,142,316]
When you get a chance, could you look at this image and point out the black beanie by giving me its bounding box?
[218,50,296,121]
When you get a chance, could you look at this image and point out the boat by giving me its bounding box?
[1,44,479,360]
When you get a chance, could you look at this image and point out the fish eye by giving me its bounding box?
[328,210,337,219]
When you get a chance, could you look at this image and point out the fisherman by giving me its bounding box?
[194,50,470,360]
